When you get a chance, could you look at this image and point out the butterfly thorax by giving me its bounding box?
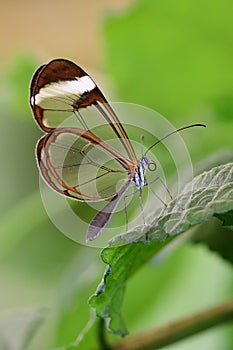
[132,155,151,190]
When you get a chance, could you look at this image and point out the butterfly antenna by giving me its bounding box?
[144,123,206,156]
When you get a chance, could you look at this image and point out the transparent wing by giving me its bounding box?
[30,59,137,164]
[37,127,130,201]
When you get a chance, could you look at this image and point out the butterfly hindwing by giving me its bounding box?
[37,127,130,201]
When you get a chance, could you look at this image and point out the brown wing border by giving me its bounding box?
[37,127,133,202]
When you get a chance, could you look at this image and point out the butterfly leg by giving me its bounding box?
[123,188,138,232]
[123,195,129,232]
[139,187,146,225]
[123,186,146,232]
[147,176,185,224]
[149,176,186,211]
[148,176,173,204]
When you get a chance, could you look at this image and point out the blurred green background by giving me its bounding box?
[0,0,232,349]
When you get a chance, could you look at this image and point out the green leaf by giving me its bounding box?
[0,309,45,350]
[192,217,233,264]
[90,235,172,337]
[154,162,233,235]
[89,163,233,336]
[215,210,233,230]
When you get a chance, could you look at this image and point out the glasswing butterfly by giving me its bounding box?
[30,59,205,241]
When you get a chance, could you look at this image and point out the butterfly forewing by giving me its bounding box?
[30,59,137,163]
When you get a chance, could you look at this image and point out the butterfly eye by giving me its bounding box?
[148,161,157,172]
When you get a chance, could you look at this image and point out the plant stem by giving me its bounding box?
[98,318,112,350]
[111,298,233,350]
